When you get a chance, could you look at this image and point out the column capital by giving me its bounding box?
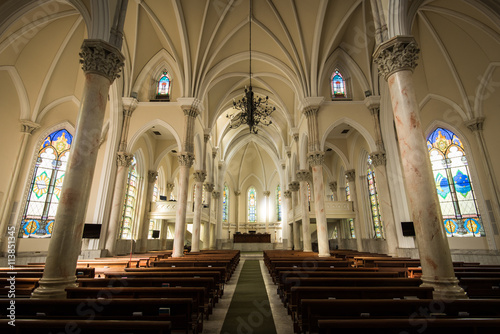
[204,182,214,193]
[148,170,158,183]
[364,95,381,114]
[204,133,210,143]
[234,190,241,196]
[299,97,324,116]
[263,190,271,197]
[290,128,299,142]
[289,181,300,192]
[296,169,311,182]
[178,97,202,118]
[373,36,420,81]
[212,191,220,199]
[308,151,325,166]
[283,190,292,199]
[79,39,124,82]
[20,119,40,134]
[329,181,337,193]
[122,97,139,117]
[193,170,207,183]
[116,152,134,167]
[212,148,218,159]
[166,182,174,192]
[464,117,485,132]
[370,151,387,167]
[345,169,356,182]
[177,152,195,167]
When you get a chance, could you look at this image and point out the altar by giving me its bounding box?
[233,233,271,243]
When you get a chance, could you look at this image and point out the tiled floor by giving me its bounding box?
[202,253,293,334]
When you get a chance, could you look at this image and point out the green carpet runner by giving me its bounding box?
[220,260,277,334]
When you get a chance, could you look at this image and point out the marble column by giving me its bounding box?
[234,190,241,232]
[105,97,138,255]
[308,153,330,257]
[138,170,158,252]
[202,182,214,250]
[161,220,168,249]
[213,191,221,249]
[296,170,312,252]
[32,39,124,299]
[191,170,206,252]
[374,36,465,298]
[346,170,364,252]
[166,182,174,200]
[370,152,399,256]
[329,182,338,201]
[0,120,39,250]
[289,181,301,250]
[284,190,293,250]
[172,153,194,257]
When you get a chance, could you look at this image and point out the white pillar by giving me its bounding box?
[308,153,330,257]
[374,36,466,299]
[32,39,124,299]
[191,170,206,252]
[213,191,221,249]
[172,153,194,257]
[296,170,312,252]
[289,182,301,250]
[234,190,241,232]
[329,182,338,201]
[202,182,214,250]
[263,190,271,233]
[284,190,293,250]
[346,170,364,252]
[138,170,157,252]
[165,182,174,200]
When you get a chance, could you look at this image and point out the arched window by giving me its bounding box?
[248,187,257,222]
[331,69,346,99]
[427,128,483,237]
[276,184,282,221]
[367,156,384,238]
[345,181,355,238]
[222,185,229,223]
[19,129,73,238]
[155,71,171,100]
[119,157,137,239]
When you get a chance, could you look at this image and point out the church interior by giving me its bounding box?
[1,0,500,333]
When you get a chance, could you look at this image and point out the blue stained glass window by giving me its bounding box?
[19,129,73,238]
[119,157,137,239]
[248,187,257,222]
[156,71,171,98]
[222,185,229,222]
[276,184,282,221]
[331,69,346,98]
[427,127,483,237]
[367,156,384,238]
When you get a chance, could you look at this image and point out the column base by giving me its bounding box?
[318,253,331,257]
[420,275,468,299]
[31,276,78,299]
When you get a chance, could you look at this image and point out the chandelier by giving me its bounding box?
[227,0,275,134]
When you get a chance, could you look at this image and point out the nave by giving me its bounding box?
[2,249,500,333]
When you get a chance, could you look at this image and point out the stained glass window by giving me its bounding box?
[367,156,384,238]
[331,69,346,98]
[119,157,137,239]
[19,129,73,238]
[345,181,356,239]
[156,71,171,99]
[222,185,229,222]
[248,187,257,222]
[276,184,282,221]
[427,128,483,237]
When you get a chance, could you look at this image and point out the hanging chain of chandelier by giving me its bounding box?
[227,0,275,134]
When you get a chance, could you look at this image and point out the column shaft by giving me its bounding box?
[172,154,193,257]
[346,170,364,252]
[299,180,312,252]
[191,171,206,252]
[309,154,330,257]
[138,171,157,252]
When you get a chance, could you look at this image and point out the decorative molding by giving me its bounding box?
[204,134,210,143]
[370,151,387,167]
[166,182,174,192]
[464,117,485,132]
[303,105,320,118]
[116,152,134,167]
[212,191,220,199]
[234,190,241,196]
[148,170,158,183]
[296,170,311,182]
[345,169,356,182]
[79,39,124,82]
[373,36,420,81]
[364,95,381,112]
[177,152,195,167]
[20,119,40,134]
[122,97,138,117]
[289,181,300,192]
[193,170,207,183]
[204,183,214,193]
[283,190,292,198]
[329,181,337,193]
[212,148,218,159]
[308,151,325,166]
[263,190,271,197]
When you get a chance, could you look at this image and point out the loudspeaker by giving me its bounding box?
[152,230,160,239]
[159,195,167,201]
[401,221,416,236]
[82,224,101,239]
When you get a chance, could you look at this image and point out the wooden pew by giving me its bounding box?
[317,318,500,334]
[298,298,500,334]
[0,319,171,334]
[271,266,379,284]
[125,266,228,284]
[459,277,500,298]
[0,267,95,278]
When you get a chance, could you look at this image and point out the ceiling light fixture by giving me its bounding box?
[227,0,275,134]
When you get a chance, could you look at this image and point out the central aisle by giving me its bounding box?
[220,260,277,334]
